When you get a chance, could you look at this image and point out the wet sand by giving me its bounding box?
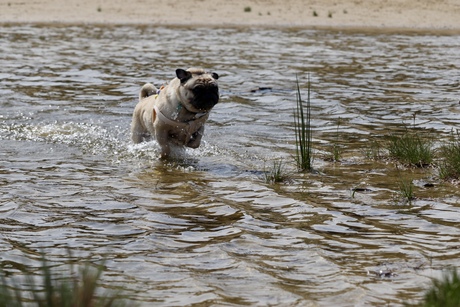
[1,0,460,31]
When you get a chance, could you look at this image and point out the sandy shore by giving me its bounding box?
[1,0,460,31]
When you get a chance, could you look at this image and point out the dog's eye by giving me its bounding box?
[211,72,219,80]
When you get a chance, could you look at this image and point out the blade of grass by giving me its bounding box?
[294,74,313,171]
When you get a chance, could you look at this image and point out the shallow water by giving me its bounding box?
[1,24,459,306]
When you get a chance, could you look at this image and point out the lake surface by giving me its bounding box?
[1,24,459,306]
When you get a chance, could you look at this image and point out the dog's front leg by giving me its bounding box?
[131,114,146,144]
[155,130,171,159]
[187,126,204,148]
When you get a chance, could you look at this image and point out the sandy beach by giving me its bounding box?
[1,0,460,31]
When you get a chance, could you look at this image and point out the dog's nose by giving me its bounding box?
[193,84,218,95]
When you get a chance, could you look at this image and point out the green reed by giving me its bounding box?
[438,129,460,180]
[0,254,129,307]
[294,75,313,171]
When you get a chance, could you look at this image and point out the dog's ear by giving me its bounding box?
[176,69,192,83]
[211,72,219,80]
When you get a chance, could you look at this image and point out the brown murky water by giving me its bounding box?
[1,24,459,306]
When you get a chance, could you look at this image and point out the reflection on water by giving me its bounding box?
[1,24,459,306]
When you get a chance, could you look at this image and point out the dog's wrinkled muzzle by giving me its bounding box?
[191,84,219,111]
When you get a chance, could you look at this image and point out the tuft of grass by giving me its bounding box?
[97,6,102,12]
[264,158,288,184]
[0,254,129,307]
[330,144,341,162]
[398,176,414,205]
[363,138,384,160]
[387,129,433,167]
[419,269,460,307]
[328,11,333,18]
[328,118,342,162]
[0,274,20,307]
[294,74,313,172]
[438,130,460,180]
[313,10,318,17]
[244,6,251,12]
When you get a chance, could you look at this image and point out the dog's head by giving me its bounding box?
[176,68,219,112]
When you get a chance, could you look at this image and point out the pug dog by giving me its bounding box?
[131,68,219,158]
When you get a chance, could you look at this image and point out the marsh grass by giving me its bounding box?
[328,118,342,162]
[294,75,313,172]
[330,144,341,162]
[418,269,460,307]
[398,176,414,204]
[363,138,384,160]
[0,254,129,307]
[264,158,288,184]
[387,129,433,167]
[438,130,460,180]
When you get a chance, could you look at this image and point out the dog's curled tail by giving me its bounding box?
[139,83,158,101]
